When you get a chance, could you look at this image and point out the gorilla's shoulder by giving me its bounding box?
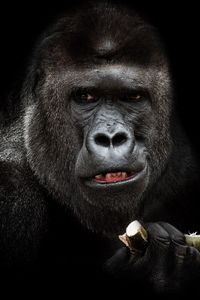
[0,159,48,223]
[0,116,47,216]
[0,121,49,268]
[0,116,24,161]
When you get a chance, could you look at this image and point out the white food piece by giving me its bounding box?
[126,220,142,237]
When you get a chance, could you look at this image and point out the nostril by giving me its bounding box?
[94,134,110,147]
[112,132,128,147]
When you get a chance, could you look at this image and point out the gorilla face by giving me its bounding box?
[23,2,173,235]
[73,67,150,197]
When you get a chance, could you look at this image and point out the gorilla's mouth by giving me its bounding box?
[93,171,138,183]
[84,164,148,189]
[81,164,148,189]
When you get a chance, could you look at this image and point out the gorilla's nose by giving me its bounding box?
[87,128,135,157]
[94,132,128,148]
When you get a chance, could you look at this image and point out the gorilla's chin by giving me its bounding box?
[76,201,140,237]
[71,182,147,236]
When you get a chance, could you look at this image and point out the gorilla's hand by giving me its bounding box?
[105,222,200,293]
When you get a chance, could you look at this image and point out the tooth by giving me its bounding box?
[106,173,112,180]
[117,172,122,176]
[111,173,117,177]
[121,172,127,179]
[95,174,103,180]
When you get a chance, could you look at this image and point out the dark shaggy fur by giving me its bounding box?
[0,1,200,296]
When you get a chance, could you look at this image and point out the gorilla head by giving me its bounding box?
[23,2,174,235]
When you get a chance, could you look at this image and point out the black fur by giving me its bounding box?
[0,1,200,296]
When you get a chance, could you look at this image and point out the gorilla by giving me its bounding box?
[0,0,200,296]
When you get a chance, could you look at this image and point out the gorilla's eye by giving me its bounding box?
[130,94,142,101]
[80,93,95,102]
[73,91,97,104]
[122,91,147,103]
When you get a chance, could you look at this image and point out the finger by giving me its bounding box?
[134,222,170,289]
[174,245,200,263]
[136,223,170,272]
[167,244,200,280]
[158,222,185,245]
[182,246,200,277]
[145,223,170,250]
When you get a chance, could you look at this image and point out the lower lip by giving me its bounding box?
[83,165,148,189]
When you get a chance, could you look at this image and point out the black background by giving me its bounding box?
[0,1,199,149]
